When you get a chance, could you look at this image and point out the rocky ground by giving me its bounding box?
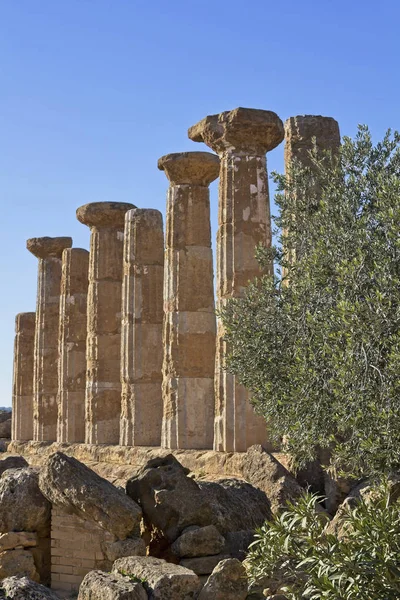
[0,413,369,599]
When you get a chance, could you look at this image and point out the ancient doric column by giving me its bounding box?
[189,107,284,452]
[27,236,73,441]
[284,116,341,267]
[12,312,36,441]
[120,208,164,446]
[158,152,219,449]
[76,202,135,445]
[57,248,89,443]
[284,115,340,168]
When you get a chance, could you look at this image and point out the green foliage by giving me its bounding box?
[221,126,400,478]
[245,486,400,599]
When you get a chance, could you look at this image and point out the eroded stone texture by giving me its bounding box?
[120,209,164,446]
[12,313,35,441]
[284,116,341,269]
[188,108,284,452]
[159,152,219,450]
[77,202,135,445]
[57,248,89,443]
[284,115,340,168]
[27,236,73,441]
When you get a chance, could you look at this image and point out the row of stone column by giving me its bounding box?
[12,111,340,451]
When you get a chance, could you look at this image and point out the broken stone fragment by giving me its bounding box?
[171,525,225,558]
[78,570,147,600]
[0,550,39,582]
[113,555,201,599]
[1,575,61,599]
[0,468,51,536]
[39,452,142,539]
[126,455,213,543]
[0,455,28,477]
[240,445,303,513]
[0,532,37,551]
[197,558,248,600]
[179,553,230,575]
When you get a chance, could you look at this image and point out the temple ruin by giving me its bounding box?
[12,109,341,453]
[8,109,342,594]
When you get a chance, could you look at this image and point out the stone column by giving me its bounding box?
[284,115,340,168]
[189,108,284,452]
[57,248,89,443]
[158,152,219,449]
[284,116,341,267]
[120,208,164,446]
[12,312,36,441]
[27,236,73,441]
[76,202,135,445]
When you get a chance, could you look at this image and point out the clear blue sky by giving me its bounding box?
[1,0,399,406]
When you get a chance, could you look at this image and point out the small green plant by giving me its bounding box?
[245,485,400,599]
[117,569,147,585]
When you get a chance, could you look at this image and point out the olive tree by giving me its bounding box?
[221,126,400,478]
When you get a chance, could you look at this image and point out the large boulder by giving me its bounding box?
[0,550,39,581]
[126,455,214,542]
[0,468,51,536]
[0,456,27,477]
[39,452,142,539]
[1,576,59,599]
[113,556,201,599]
[197,558,248,600]
[241,446,303,513]
[126,455,271,543]
[197,478,271,533]
[171,525,225,558]
[78,570,147,600]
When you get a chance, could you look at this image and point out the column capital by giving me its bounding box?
[76,202,136,228]
[188,107,284,155]
[26,237,72,259]
[158,152,219,186]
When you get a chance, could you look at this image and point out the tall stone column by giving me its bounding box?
[76,202,135,445]
[284,116,341,267]
[27,236,73,441]
[158,152,219,449]
[120,208,164,446]
[189,108,284,452]
[12,312,36,441]
[57,248,89,443]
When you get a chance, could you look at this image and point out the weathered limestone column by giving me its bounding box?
[120,208,164,446]
[12,312,36,441]
[284,115,340,168]
[284,116,341,267]
[27,236,73,441]
[76,202,135,445]
[158,152,219,449]
[189,108,284,452]
[57,248,89,443]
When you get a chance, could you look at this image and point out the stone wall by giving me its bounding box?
[51,506,114,594]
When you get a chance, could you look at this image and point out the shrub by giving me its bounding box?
[245,485,400,599]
